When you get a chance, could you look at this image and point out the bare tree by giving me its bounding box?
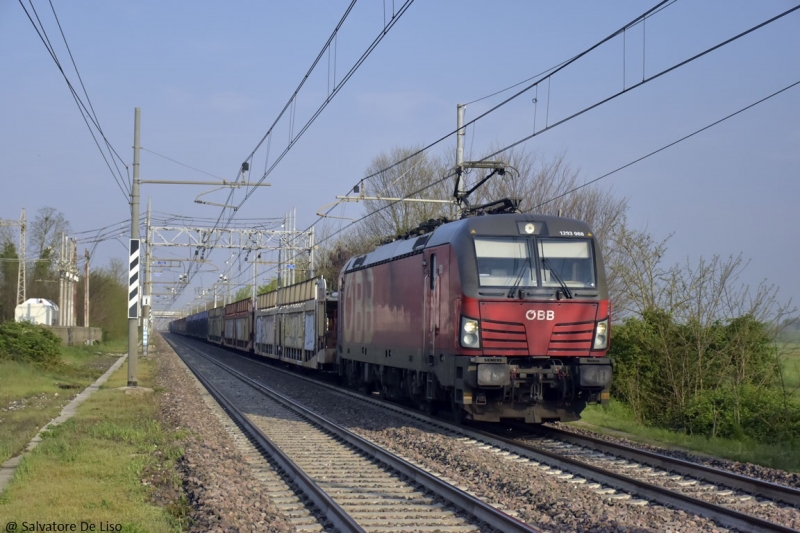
[323,145,633,296]
[314,224,379,291]
[464,148,628,233]
[30,207,72,258]
[0,225,14,248]
[0,241,18,321]
[26,208,72,302]
[359,146,454,241]
[106,257,128,286]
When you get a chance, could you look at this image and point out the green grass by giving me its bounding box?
[575,400,800,472]
[0,340,125,464]
[0,354,186,532]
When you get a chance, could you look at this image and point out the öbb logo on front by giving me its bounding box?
[525,309,554,321]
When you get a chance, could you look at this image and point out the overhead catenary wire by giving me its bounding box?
[476,2,800,163]
[340,0,672,194]
[170,0,367,292]
[307,76,800,257]
[230,0,417,215]
[303,1,797,245]
[462,0,679,107]
[348,0,798,201]
[175,3,800,311]
[168,0,417,309]
[528,78,800,211]
[17,0,131,200]
[335,76,800,249]
[309,11,800,251]
[45,0,130,192]
[141,148,233,183]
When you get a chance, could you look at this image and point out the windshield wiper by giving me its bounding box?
[507,267,526,299]
[542,257,573,300]
[507,256,533,299]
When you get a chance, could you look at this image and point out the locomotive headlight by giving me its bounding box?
[460,316,481,349]
[593,319,609,350]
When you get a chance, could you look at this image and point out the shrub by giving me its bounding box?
[684,385,800,442]
[610,309,797,443]
[0,321,62,366]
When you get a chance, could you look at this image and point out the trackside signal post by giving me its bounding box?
[128,108,141,387]
[127,107,273,388]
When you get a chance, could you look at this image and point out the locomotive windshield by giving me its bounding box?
[475,237,536,287]
[538,239,596,289]
[474,237,596,289]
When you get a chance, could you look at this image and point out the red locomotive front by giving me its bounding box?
[339,212,612,424]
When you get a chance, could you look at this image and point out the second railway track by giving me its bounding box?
[165,334,540,533]
[165,333,800,532]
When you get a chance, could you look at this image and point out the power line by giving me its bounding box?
[463,1,679,106]
[302,0,699,237]
[307,3,800,249]
[18,0,131,200]
[478,2,800,163]
[168,1,417,309]
[528,78,800,211]
[45,0,130,192]
[141,147,231,183]
[334,0,672,203]
[231,0,417,214]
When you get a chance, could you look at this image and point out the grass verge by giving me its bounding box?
[0,354,187,532]
[0,341,126,465]
[576,400,800,472]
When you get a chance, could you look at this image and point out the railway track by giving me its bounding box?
[165,335,541,533]
[166,334,800,532]
[513,424,800,507]
[476,428,800,533]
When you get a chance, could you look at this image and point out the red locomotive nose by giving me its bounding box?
[479,301,601,357]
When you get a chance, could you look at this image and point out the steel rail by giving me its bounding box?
[468,427,799,533]
[164,336,365,533]
[536,425,800,507]
[166,334,543,533]
[168,334,799,532]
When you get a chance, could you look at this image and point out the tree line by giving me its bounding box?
[0,207,128,341]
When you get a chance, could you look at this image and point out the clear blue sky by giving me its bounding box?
[1,1,798,316]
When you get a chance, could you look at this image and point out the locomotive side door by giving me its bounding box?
[426,252,440,358]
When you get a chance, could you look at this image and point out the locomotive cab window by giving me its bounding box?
[474,237,536,287]
[537,239,596,289]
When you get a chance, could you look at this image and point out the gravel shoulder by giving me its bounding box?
[155,336,296,533]
[159,332,800,532]
[172,336,736,533]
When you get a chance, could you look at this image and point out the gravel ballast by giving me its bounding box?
[157,333,800,532]
[155,338,295,533]
[164,335,748,532]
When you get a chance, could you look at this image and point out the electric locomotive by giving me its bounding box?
[338,208,612,423]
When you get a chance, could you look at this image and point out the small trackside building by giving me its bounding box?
[15,298,59,326]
